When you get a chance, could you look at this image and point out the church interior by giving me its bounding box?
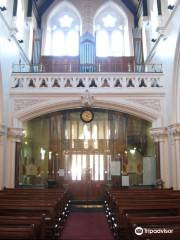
[0,0,180,239]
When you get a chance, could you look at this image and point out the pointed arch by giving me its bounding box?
[93,1,128,27]
[42,1,81,56]
[93,1,133,57]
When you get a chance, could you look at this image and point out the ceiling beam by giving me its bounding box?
[121,0,138,15]
[38,0,55,16]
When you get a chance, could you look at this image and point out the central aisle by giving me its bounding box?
[60,202,115,240]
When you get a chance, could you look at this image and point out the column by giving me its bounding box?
[169,124,180,190]
[6,127,23,188]
[150,127,170,188]
[0,124,6,189]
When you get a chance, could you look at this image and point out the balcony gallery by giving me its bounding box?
[11,56,163,90]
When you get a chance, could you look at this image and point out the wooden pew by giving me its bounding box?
[105,189,180,239]
[0,216,45,239]
[0,188,69,239]
[0,225,38,240]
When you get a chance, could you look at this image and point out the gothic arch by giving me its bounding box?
[46,1,82,25]
[41,1,82,55]
[93,1,134,56]
[94,1,129,26]
[14,97,161,127]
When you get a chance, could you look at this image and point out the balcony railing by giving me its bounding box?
[12,63,163,74]
[11,72,163,89]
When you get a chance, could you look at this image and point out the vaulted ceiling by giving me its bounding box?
[35,0,140,16]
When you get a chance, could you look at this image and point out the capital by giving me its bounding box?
[7,127,24,142]
[0,124,6,136]
[0,124,6,143]
[169,123,180,140]
[150,127,168,142]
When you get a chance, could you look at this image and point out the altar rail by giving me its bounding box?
[11,72,163,89]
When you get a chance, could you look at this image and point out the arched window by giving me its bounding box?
[111,30,123,56]
[95,4,130,57]
[44,5,80,56]
[67,30,79,56]
[52,30,65,56]
[96,30,109,57]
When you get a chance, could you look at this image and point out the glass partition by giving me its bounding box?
[17,109,156,187]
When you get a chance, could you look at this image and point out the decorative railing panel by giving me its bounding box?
[11,72,163,89]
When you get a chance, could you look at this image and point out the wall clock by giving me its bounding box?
[80,109,94,123]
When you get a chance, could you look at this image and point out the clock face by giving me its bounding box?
[80,109,94,123]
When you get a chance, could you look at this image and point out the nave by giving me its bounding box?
[0,187,180,239]
[60,201,114,240]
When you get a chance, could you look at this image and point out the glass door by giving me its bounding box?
[70,154,105,181]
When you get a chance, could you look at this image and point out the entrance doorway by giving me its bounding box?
[71,154,104,181]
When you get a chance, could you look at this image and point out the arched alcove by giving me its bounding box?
[16,107,157,188]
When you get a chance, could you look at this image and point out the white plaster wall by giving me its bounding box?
[173,32,180,122]
[0,1,36,188]
[0,66,4,189]
[143,1,180,188]
[0,12,19,188]
[146,3,180,126]
[140,0,180,125]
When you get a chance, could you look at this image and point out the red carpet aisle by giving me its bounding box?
[60,212,114,240]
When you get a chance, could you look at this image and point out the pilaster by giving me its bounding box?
[0,124,6,189]
[5,127,23,187]
[169,123,180,189]
[150,127,170,188]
